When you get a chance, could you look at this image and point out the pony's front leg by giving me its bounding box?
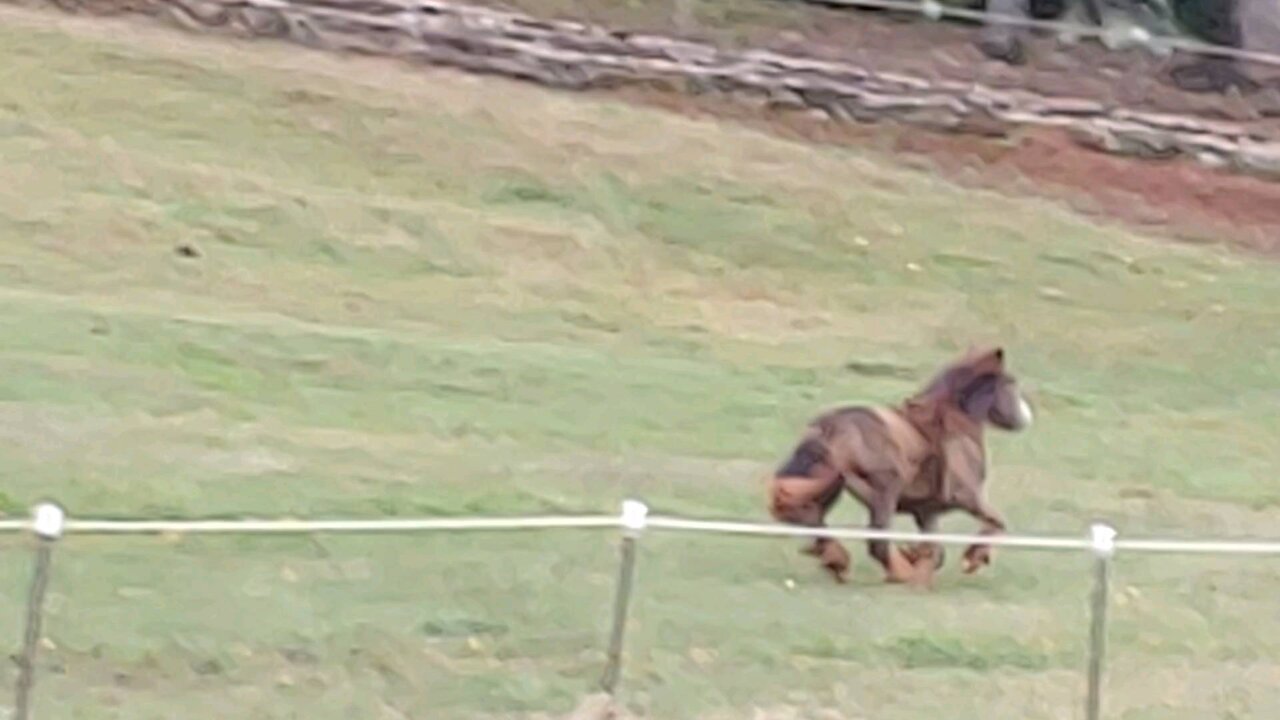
[957,494,1007,574]
[900,511,945,569]
[901,510,943,589]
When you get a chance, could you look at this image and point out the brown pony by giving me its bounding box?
[768,347,1034,587]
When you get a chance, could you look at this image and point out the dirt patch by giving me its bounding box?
[889,127,1280,253]
[477,0,1280,256]
[611,85,1280,258]
[6,1,1279,258]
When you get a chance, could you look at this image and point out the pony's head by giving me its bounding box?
[914,347,1033,432]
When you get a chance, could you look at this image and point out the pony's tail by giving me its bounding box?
[768,432,843,526]
[775,429,830,479]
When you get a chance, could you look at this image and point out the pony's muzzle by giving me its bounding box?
[1011,395,1034,430]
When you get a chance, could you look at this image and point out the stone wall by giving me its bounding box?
[15,0,1280,180]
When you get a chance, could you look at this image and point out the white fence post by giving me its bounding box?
[14,503,65,720]
[599,499,648,696]
[1085,522,1117,720]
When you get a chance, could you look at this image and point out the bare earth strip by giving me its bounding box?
[7,0,1280,260]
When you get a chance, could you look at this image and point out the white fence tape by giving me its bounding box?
[3,502,1280,555]
[5,498,1276,720]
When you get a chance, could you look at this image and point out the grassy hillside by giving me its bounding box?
[1,8,1279,719]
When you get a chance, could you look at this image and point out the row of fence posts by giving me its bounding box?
[596,502,1119,720]
[596,503,1120,720]
[9,501,1119,720]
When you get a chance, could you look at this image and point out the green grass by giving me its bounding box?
[2,8,1280,719]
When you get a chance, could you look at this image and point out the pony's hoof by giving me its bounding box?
[962,545,993,574]
[883,546,918,584]
[899,544,921,565]
[821,542,852,583]
[900,542,947,570]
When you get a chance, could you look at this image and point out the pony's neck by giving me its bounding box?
[900,392,984,441]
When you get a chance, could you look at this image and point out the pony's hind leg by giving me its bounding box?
[817,538,852,582]
[800,481,845,556]
[846,472,916,584]
[769,475,851,583]
[801,531,852,584]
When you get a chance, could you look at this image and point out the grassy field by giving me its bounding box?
[2,7,1280,719]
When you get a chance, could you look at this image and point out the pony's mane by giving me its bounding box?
[901,348,1006,428]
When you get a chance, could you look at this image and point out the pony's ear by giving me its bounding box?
[966,346,1005,372]
[962,345,1004,364]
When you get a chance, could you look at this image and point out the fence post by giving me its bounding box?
[14,502,66,720]
[599,499,648,697]
[1085,522,1117,720]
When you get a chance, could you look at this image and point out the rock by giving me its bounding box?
[1028,97,1107,117]
[1069,120,1118,152]
[1112,109,1241,137]
[1234,141,1280,177]
[1194,151,1231,169]
[1172,132,1239,158]
[976,31,1027,66]
[1070,119,1178,158]
[237,6,288,36]
[765,88,807,109]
